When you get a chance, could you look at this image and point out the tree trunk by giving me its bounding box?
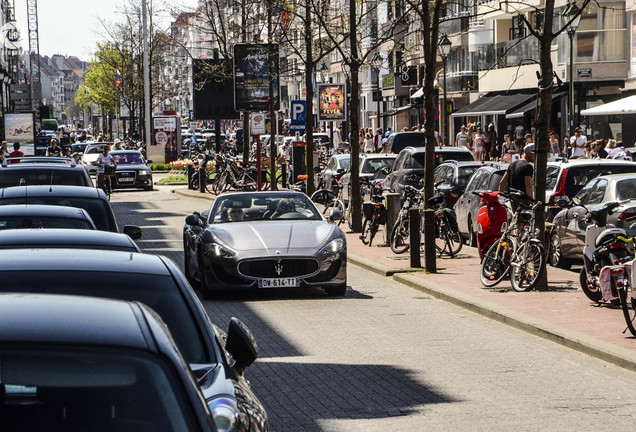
[304,1,315,197]
[349,0,362,233]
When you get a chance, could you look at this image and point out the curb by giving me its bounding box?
[172,188,213,201]
[348,252,424,277]
[391,272,636,373]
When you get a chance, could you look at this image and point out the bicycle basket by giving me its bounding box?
[105,165,116,176]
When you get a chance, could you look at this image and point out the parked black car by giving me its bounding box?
[0,228,141,251]
[0,293,217,432]
[0,158,92,188]
[433,160,485,208]
[0,248,269,432]
[454,163,508,246]
[110,150,154,191]
[383,146,474,195]
[0,185,141,238]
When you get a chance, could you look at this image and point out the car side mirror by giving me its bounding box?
[123,225,142,240]
[329,208,343,221]
[336,168,344,174]
[225,317,259,375]
[556,199,570,208]
[147,160,153,164]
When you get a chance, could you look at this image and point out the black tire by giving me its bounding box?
[360,218,371,245]
[212,171,226,195]
[511,240,546,292]
[390,217,410,254]
[199,252,216,300]
[190,173,200,190]
[184,249,200,290]
[480,237,516,288]
[368,221,378,247]
[580,267,602,302]
[618,279,636,337]
[548,231,571,269]
[325,284,347,296]
[310,189,335,206]
[468,216,478,247]
[143,185,153,191]
[448,228,463,255]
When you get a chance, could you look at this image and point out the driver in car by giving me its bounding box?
[271,199,295,219]
[228,207,244,222]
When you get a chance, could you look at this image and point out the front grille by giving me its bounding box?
[116,171,137,184]
[238,258,319,278]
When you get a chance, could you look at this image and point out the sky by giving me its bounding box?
[13,0,195,61]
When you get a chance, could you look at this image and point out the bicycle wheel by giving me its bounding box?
[510,240,546,292]
[618,279,636,337]
[368,222,378,247]
[212,171,227,194]
[204,172,216,194]
[360,218,371,245]
[190,172,200,190]
[447,226,463,256]
[480,236,516,288]
[390,217,410,254]
[311,189,336,208]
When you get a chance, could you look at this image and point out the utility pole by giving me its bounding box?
[267,0,277,190]
[241,0,250,166]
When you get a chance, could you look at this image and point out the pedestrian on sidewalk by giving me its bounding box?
[498,143,535,209]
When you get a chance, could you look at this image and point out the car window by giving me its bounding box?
[338,157,351,170]
[434,166,447,183]
[0,197,115,232]
[487,171,505,191]
[86,145,109,154]
[0,170,89,188]
[586,178,608,205]
[546,166,560,191]
[393,151,408,169]
[466,169,486,191]
[390,133,425,154]
[436,151,474,164]
[113,154,144,164]
[327,157,336,170]
[211,193,322,222]
[0,271,211,365]
[361,158,394,174]
[457,166,480,186]
[565,165,636,198]
[0,216,94,230]
[617,179,636,200]
[575,179,598,205]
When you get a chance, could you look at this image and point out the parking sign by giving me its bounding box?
[290,100,306,132]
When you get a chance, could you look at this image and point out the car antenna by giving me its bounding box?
[49,171,54,192]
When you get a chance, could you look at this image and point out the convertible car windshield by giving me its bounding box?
[211,193,322,222]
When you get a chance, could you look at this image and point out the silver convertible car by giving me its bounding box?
[183,191,347,297]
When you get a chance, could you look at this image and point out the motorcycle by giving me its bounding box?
[573,199,633,303]
[473,191,509,260]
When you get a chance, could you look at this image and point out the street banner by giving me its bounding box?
[318,84,346,121]
[233,44,280,111]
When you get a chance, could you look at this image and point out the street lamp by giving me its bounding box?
[561,2,582,149]
[438,34,451,146]
[294,72,303,99]
[371,52,382,132]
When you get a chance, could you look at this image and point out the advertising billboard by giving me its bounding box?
[152,115,181,162]
[233,43,280,111]
[318,84,346,121]
[193,59,240,120]
[4,113,35,155]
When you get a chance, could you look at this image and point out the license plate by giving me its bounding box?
[258,278,298,288]
[119,177,134,182]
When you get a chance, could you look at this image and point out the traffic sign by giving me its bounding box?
[290,100,306,132]
[251,113,266,135]
[189,109,195,121]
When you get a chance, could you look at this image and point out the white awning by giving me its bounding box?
[580,95,636,116]
[410,87,423,98]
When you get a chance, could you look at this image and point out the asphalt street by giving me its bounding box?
[111,185,636,431]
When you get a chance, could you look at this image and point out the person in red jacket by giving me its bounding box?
[8,143,23,163]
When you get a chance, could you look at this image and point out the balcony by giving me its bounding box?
[439,15,469,36]
[443,71,479,93]
[477,38,539,71]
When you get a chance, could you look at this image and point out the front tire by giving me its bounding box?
[480,237,515,288]
[510,241,546,292]
[548,231,571,269]
[325,284,347,296]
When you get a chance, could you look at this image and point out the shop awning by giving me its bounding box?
[451,91,536,117]
[580,95,636,116]
[410,87,424,98]
[505,90,566,119]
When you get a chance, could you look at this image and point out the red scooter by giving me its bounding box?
[473,191,509,259]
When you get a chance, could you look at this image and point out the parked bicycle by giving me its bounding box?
[600,234,636,336]
[360,181,386,246]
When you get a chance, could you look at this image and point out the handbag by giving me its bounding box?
[105,165,116,176]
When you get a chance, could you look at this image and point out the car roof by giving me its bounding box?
[0,248,168,274]
[2,160,81,169]
[331,154,350,160]
[549,159,636,167]
[361,154,397,159]
[0,204,91,219]
[0,228,139,251]
[0,185,102,199]
[595,172,636,182]
[437,160,486,167]
[402,146,472,154]
[0,293,149,348]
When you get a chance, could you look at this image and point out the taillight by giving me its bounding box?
[610,242,625,249]
[611,268,625,276]
[548,168,569,206]
[619,211,636,221]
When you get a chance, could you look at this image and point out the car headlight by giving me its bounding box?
[207,242,236,258]
[208,397,239,432]
[320,238,345,255]
[138,169,148,175]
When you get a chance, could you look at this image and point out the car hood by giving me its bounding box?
[210,221,335,253]
[117,163,150,171]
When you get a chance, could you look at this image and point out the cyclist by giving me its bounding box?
[46,138,63,157]
[96,145,117,193]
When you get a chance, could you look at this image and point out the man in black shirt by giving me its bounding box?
[499,143,534,200]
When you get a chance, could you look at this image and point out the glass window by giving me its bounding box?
[212,193,321,222]
[457,166,479,186]
[576,2,626,62]
[113,153,144,165]
[466,169,486,191]
[575,179,598,204]
[616,179,636,200]
[0,216,94,230]
[0,170,89,188]
[586,178,608,205]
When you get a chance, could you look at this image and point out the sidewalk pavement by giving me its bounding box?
[173,186,636,372]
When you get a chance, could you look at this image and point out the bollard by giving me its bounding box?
[422,209,437,273]
[199,164,206,193]
[383,192,401,246]
[187,164,194,190]
[409,208,422,268]
[281,163,287,189]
